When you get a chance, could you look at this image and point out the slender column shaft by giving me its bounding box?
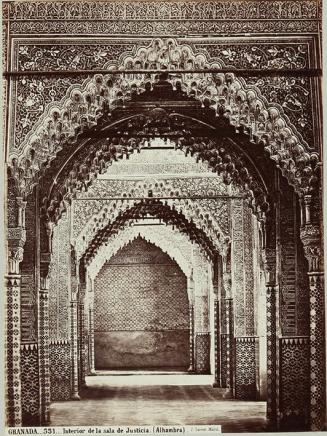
[5,274,22,426]
[213,298,220,387]
[70,301,80,400]
[79,300,86,387]
[266,284,277,428]
[300,224,325,430]
[89,307,95,374]
[225,298,234,390]
[38,284,50,424]
[188,304,195,372]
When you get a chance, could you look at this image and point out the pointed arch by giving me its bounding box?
[86,224,196,281]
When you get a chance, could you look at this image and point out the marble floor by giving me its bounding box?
[50,374,267,433]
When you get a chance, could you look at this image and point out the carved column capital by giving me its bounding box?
[261,248,276,284]
[16,196,27,227]
[221,237,231,258]
[8,245,24,274]
[40,252,51,290]
[222,271,232,299]
[300,225,323,272]
[45,221,55,253]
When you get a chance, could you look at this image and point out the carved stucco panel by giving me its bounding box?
[232,198,245,337]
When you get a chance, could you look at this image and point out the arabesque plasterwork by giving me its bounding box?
[7,38,319,201]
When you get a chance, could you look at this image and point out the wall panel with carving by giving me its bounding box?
[48,212,70,341]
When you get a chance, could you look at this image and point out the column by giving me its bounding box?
[220,269,233,390]
[78,280,86,388]
[70,298,80,400]
[6,224,26,426]
[187,275,195,373]
[6,270,22,426]
[194,293,210,374]
[38,254,51,425]
[263,248,278,429]
[213,297,220,387]
[225,298,234,390]
[212,258,220,387]
[301,224,325,431]
[88,279,96,375]
[188,303,195,372]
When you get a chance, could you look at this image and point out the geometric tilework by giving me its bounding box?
[220,334,228,388]
[49,342,71,401]
[234,337,258,400]
[279,337,310,430]
[220,299,234,389]
[6,275,22,426]
[21,344,40,425]
[266,284,277,427]
[195,333,210,374]
[308,275,326,430]
[94,238,188,332]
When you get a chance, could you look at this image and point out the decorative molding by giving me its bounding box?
[7,19,320,36]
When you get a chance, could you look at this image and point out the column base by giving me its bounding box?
[187,366,194,373]
[88,370,97,376]
[71,393,81,400]
[212,381,220,388]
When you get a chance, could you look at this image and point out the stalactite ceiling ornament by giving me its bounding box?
[73,180,230,260]
[38,133,268,227]
[86,224,197,281]
[7,38,320,201]
[80,199,228,262]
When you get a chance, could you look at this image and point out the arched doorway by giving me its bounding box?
[93,237,190,371]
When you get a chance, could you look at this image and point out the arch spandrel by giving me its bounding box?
[8,38,319,199]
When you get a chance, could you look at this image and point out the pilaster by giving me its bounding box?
[300,223,325,431]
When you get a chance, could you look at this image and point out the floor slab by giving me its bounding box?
[50,375,267,433]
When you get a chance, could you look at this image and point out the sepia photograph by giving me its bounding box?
[2,0,326,434]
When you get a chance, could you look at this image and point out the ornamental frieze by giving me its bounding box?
[3,1,320,21]
[7,18,320,36]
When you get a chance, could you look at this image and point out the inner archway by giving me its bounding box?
[93,236,190,371]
